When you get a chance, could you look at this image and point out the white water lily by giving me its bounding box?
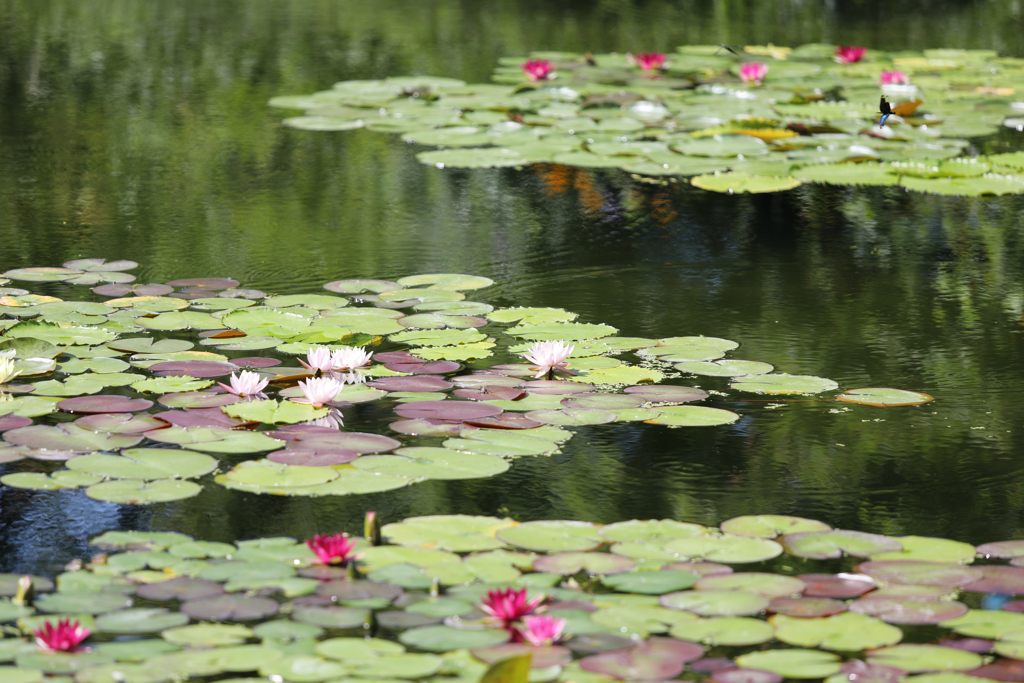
[331,346,373,372]
[0,357,22,385]
[522,340,575,379]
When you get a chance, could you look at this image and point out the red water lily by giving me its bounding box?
[480,587,544,629]
[306,532,360,565]
[521,59,554,81]
[835,45,866,64]
[33,619,90,652]
[634,52,667,71]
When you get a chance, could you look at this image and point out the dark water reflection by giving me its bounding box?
[3,0,1024,574]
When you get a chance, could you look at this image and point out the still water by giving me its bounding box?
[2,0,1024,575]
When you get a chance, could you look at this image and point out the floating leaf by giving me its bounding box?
[836,388,935,406]
[771,612,903,650]
[735,649,842,679]
[867,645,983,673]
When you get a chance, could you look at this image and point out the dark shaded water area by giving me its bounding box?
[3,0,1024,575]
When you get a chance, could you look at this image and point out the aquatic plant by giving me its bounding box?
[0,354,21,384]
[521,59,553,81]
[880,69,908,84]
[332,345,373,371]
[32,618,90,652]
[293,375,346,407]
[835,45,867,63]
[217,370,269,399]
[632,52,667,71]
[299,345,335,374]
[522,340,575,379]
[518,614,567,645]
[306,532,360,564]
[480,587,544,628]
[739,61,768,84]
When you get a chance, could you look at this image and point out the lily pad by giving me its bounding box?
[645,406,741,427]
[836,388,935,406]
[497,521,604,552]
[352,447,509,480]
[772,612,903,650]
[868,645,983,673]
[735,650,842,679]
[399,625,510,652]
[782,530,903,559]
[669,617,775,646]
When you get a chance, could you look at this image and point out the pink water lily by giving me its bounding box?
[880,70,908,85]
[633,52,667,71]
[739,62,768,85]
[332,346,373,372]
[299,345,335,374]
[217,370,268,399]
[835,45,866,64]
[522,59,554,81]
[518,614,567,646]
[480,587,544,629]
[33,619,90,652]
[306,532,360,565]
[293,375,344,407]
[522,340,574,380]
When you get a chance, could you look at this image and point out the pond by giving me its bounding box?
[2,0,1024,581]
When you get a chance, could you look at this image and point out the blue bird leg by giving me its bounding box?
[879,113,891,129]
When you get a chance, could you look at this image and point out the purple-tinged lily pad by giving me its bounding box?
[369,376,454,392]
[374,351,427,364]
[960,566,1024,594]
[384,360,461,375]
[1003,601,1024,612]
[158,391,241,409]
[522,380,592,395]
[266,429,400,454]
[455,375,525,389]
[0,415,31,432]
[693,658,739,673]
[977,541,1024,559]
[623,385,709,403]
[533,552,636,575]
[782,530,903,560]
[315,580,403,603]
[856,561,983,587]
[940,639,995,654]
[768,597,847,617]
[219,288,267,299]
[153,408,247,428]
[181,594,279,621]
[394,400,502,420]
[578,649,685,680]
[136,577,225,601]
[267,448,361,466]
[230,357,281,368]
[799,573,877,598]
[57,395,154,413]
[850,596,969,624]
[472,644,573,668]
[166,277,239,290]
[390,418,468,436]
[838,660,906,683]
[4,423,143,452]
[966,659,1024,681]
[463,414,542,430]
[713,669,783,683]
[0,446,28,462]
[74,413,166,434]
[149,360,239,378]
[93,283,175,297]
[454,387,527,401]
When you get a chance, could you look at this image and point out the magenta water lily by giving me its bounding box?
[880,69,908,85]
[518,614,568,646]
[632,52,667,71]
[33,619,90,652]
[480,587,544,629]
[739,61,768,85]
[835,45,867,63]
[521,59,554,81]
[305,532,360,565]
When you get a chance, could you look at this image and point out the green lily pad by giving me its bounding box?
[735,649,842,679]
[836,388,935,406]
[731,373,839,394]
[602,570,699,594]
[146,426,283,453]
[867,645,983,673]
[85,479,203,504]
[67,449,217,480]
[696,573,805,597]
[772,612,903,650]
[870,536,976,563]
[36,591,132,614]
[162,623,254,647]
[351,447,509,480]
[720,515,831,539]
[663,535,783,563]
[782,530,903,559]
[292,606,370,630]
[669,616,775,646]
[221,399,328,424]
[659,590,770,616]
[691,172,802,193]
[600,519,710,543]
[496,521,603,552]
[645,406,740,427]
[382,515,516,552]
[95,607,189,634]
[674,359,775,377]
[399,625,510,652]
[506,323,617,341]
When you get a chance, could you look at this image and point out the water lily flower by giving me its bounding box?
[633,52,667,71]
[305,532,360,565]
[293,375,345,407]
[521,59,554,81]
[835,46,866,64]
[217,370,268,399]
[0,356,21,385]
[305,407,344,429]
[332,346,373,372]
[33,619,90,652]
[480,587,544,629]
[739,62,768,85]
[518,614,567,646]
[880,70,908,85]
[299,345,335,374]
[522,340,575,380]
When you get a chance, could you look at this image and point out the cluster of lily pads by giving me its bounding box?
[270,44,1024,196]
[0,259,932,504]
[5,512,1024,683]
